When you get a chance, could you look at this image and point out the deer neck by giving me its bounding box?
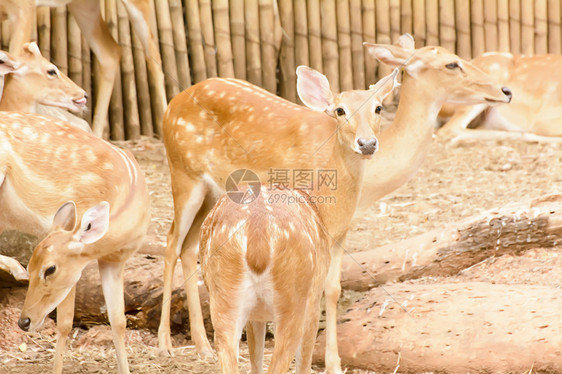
[359,72,443,209]
[0,77,36,112]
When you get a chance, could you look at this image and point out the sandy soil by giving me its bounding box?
[1,133,560,373]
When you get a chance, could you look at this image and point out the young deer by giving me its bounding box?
[160,65,398,373]
[0,112,149,374]
[200,186,330,374]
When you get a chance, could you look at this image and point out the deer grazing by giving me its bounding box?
[0,112,149,374]
[159,65,398,373]
[439,52,562,139]
[0,0,167,137]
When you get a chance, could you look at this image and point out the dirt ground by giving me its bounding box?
[1,131,561,373]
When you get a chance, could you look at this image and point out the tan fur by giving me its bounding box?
[0,112,150,374]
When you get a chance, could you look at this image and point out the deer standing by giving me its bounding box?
[0,111,149,374]
[0,0,167,137]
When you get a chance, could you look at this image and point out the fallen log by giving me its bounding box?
[314,282,562,372]
[342,194,562,291]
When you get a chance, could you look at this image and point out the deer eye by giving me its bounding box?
[335,107,346,116]
[44,265,56,278]
[375,105,383,114]
[445,62,460,70]
[47,69,57,76]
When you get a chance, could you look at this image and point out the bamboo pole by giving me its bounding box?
[259,0,277,93]
[534,0,547,54]
[509,0,521,54]
[307,0,322,72]
[277,0,296,100]
[230,0,246,80]
[67,12,82,89]
[154,0,180,99]
[425,0,439,46]
[455,0,471,59]
[547,0,561,54]
[350,0,364,89]
[376,0,392,79]
[484,0,498,52]
[336,0,353,92]
[199,0,218,78]
[320,0,339,91]
[439,0,455,52]
[412,0,425,48]
[293,0,309,69]
[520,0,534,55]
[51,6,67,75]
[105,0,124,141]
[37,7,51,60]
[117,0,140,140]
[147,0,164,136]
[497,0,509,52]
[470,0,485,57]
[362,0,376,85]
[245,0,262,86]
[169,0,191,90]
[401,0,413,35]
[390,0,401,42]
[131,31,153,137]
[185,0,206,83]
[212,0,235,78]
[81,35,91,124]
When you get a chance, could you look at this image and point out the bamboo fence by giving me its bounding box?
[1,0,562,140]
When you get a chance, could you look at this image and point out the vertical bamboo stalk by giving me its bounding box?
[520,0,534,55]
[425,0,439,46]
[185,0,207,83]
[439,0,455,52]
[117,0,140,140]
[362,0,376,84]
[484,1,498,52]
[51,6,67,74]
[81,35,92,124]
[547,0,561,54]
[245,0,262,85]
[376,0,392,79]
[350,0,364,89]
[401,0,413,35]
[509,0,521,54]
[131,31,153,137]
[534,0,547,54]
[307,0,322,72]
[390,0,401,42]
[277,0,296,100]
[497,0,509,52]
[154,0,180,98]
[199,0,218,78]
[455,0,471,59]
[336,0,353,92]
[321,0,339,91]
[37,7,51,60]
[169,0,191,89]
[67,12,82,88]
[259,0,277,93]
[230,0,246,80]
[105,0,124,141]
[212,0,235,78]
[294,0,309,69]
[413,0,426,48]
[471,0,485,57]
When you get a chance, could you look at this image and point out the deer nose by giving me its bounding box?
[357,137,379,155]
[18,317,31,331]
[501,86,512,102]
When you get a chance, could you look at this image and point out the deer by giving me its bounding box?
[0,0,167,137]
[0,111,150,374]
[200,186,331,374]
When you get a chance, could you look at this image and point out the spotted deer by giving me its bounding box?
[200,186,330,374]
[0,112,149,374]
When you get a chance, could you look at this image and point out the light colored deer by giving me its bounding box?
[0,111,150,374]
[200,186,331,374]
[439,52,562,138]
[0,0,167,137]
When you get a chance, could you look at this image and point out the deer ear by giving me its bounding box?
[0,51,19,75]
[76,202,110,244]
[23,42,41,57]
[296,65,334,112]
[394,33,415,50]
[369,68,400,101]
[52,201,77,232]
[363,43,412,67]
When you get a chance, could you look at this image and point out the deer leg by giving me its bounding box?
[98,260,129,374]
[438,104,488,139]
[53,286,76,374]
[0,255,28,281]
[268,309,306,374]
[68,0,121,138]
[247,321,266,374]
[295,288,324,374]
